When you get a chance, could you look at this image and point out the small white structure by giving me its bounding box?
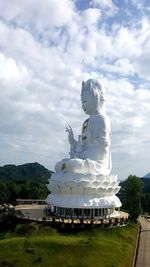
[46,79,121,218]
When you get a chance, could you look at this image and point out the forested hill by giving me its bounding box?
[0,162,53,183]
[0,163,53,204]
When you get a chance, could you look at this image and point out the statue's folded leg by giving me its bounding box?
[55,158,89,174]
[55,157,110,175]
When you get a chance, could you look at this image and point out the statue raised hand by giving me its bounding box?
[66,125,75,145]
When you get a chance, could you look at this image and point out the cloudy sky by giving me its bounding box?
[0,0,150,179]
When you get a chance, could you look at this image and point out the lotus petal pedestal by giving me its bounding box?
[46,172,121,218]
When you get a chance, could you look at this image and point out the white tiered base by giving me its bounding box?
[46,194,121,209]
[46,173,122,211]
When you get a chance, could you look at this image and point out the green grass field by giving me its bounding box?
[0,222,139,267]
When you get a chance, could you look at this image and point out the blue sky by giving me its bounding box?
[0,0,150,179]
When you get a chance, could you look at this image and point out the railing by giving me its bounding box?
[16,214,129,228]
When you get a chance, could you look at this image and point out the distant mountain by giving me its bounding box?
[143,173,150,178]
[0,162,53,183]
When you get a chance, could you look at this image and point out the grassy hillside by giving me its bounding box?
[0,222,139,267]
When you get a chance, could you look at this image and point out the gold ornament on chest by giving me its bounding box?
[82,119,89,141]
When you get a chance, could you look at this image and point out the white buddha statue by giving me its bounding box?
[55,79,112,176]
[46,78,121,213]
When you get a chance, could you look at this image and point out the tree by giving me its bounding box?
[141,193,150,214]
[7,182,20,203]
[0,181,7,204]
[125,175,143,221]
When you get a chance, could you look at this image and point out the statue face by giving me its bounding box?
[81,90,96,115]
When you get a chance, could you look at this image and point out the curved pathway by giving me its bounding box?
[135,216,150,267]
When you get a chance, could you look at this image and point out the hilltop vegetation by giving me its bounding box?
[0,162,53,204]
[0,222,139,267]
[118,175,150,215]
[0,162,52,182]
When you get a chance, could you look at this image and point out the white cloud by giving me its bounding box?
[100,58,134,75]
[0,53,31,84]
[80,8,101,26]
[90,0,118,15]
[101,76,150,177]
[0,0,75,32]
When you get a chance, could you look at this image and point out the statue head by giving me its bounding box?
[81,79,105,115]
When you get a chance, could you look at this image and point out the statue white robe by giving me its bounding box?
[55,112,112,176]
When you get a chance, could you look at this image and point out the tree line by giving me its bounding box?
[0,180,49,204]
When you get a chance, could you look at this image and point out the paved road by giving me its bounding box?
[135,216,150,267]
